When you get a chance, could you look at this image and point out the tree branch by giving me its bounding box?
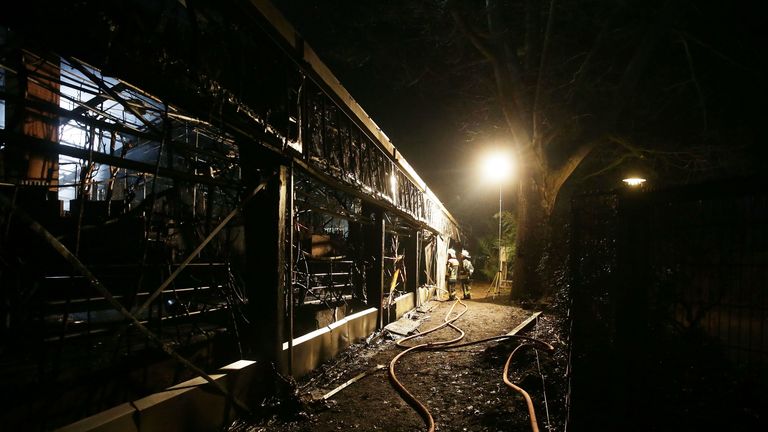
[532,0,556,143]
[485,0,525,85]
[448,0,532,148]
[679,30,760,75]
[448,1,497,64]
[548,140,596,206]
[549,2,671,193]
[566,4,625,101]
[580,153,631,181]
[606,4,670,126]
[679,35,708,135]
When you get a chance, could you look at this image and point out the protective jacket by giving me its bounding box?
[447,257,460,281]
[460,259,474,280]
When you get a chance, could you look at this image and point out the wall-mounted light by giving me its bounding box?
[622,177,646,187]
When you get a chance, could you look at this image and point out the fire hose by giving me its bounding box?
[388,301,554,432]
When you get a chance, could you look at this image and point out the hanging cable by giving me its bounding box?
[533,316,553,431]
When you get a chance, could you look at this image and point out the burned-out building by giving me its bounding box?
[0,1,463,429]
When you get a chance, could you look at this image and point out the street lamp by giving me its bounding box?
[622,177,646,187]
[622,159,649,188]
[481,150,514,298]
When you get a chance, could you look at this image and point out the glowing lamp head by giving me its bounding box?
[622,177,646,187]
[481,151,514,183]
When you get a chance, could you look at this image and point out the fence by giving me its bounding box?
[569,179,768,430]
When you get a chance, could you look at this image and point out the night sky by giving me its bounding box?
[274,0,767,240]
[275,0,513,239]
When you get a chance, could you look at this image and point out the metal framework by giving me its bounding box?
[0,1,462,428]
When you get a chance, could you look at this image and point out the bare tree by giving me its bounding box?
[280,0,762,301]
[446,0,711,299]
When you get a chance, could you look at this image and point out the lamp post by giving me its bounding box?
[481,150,513,298]
[494,180,503,298]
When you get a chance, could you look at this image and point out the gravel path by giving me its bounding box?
[231,283,567,432]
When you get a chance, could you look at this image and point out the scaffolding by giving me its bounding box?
[0,0,463,429]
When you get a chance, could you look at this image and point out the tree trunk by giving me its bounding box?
[511,170,549,302]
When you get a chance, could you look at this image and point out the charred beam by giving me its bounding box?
[362,202,384,329]
[0,130,235,188]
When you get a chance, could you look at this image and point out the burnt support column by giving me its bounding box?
[404,228,419,296]
[2,47,60,207]
[286,162,294,376]
[3,49,59,191]
[362,203,384,328]
[243,164,288,373]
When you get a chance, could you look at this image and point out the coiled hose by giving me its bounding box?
[388,300,554,432]
[389,299,469,432]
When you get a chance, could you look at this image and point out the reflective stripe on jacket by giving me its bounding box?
[447,258,459,281]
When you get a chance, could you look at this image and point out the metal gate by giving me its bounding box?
[569,179,768,431]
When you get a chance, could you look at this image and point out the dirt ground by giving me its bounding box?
[231,282,568,432]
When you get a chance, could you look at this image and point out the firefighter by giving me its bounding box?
[459,249,474,299]
[446,248,459,300]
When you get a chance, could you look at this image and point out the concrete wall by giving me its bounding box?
[56,307,390,431]
[56,360,260,432]
[384,292,415,325]
[417,285,436,307]
[283,307,378,378]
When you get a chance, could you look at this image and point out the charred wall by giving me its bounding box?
[0,0,461,429]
